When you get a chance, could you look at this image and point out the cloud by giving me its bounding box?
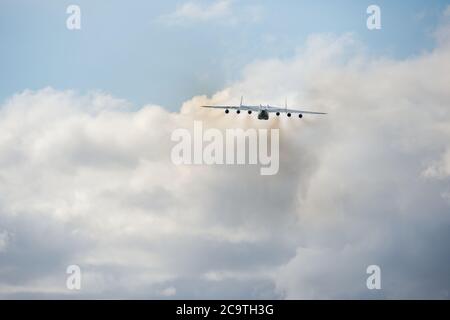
[423,149,450,179]
[0,230,10,252]
[158,0,262,26]
[1,9,450,299]
[160,0,233,25]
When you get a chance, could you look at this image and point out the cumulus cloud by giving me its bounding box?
[1,10,450,299]
[160,0,232,24]
[158,0,262,26]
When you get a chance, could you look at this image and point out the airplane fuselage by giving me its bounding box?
[258,110,269,120]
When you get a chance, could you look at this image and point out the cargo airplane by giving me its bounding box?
[202,97,326,120]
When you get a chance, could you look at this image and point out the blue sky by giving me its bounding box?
[1,0,448,110]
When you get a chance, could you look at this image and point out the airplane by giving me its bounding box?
[201,96,326,120]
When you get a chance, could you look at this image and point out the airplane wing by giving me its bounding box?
[266,106,327,115]
[201,105,261,111]
[202,105,239,109]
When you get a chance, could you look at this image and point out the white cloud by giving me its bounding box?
[423,149,450,179]
[161,0,233,24]
[1,10,450,299]
[160,286,177,297]
[0,230,11,252]
[158,0,263,26]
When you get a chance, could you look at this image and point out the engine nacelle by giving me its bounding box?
[299,114,303,118]
[276,112,280,116]
[225,109,229,114]
[236,110,240,114]
[287,113,291,117]
[248,110,252,114]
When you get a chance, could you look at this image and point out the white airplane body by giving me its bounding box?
[202,97,326,120]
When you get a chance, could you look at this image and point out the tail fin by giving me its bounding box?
[240,96,243,107]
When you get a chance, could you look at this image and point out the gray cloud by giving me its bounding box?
[1,12,450,299]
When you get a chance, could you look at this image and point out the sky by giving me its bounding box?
[0,0,449,108]
[0,1,450,299]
